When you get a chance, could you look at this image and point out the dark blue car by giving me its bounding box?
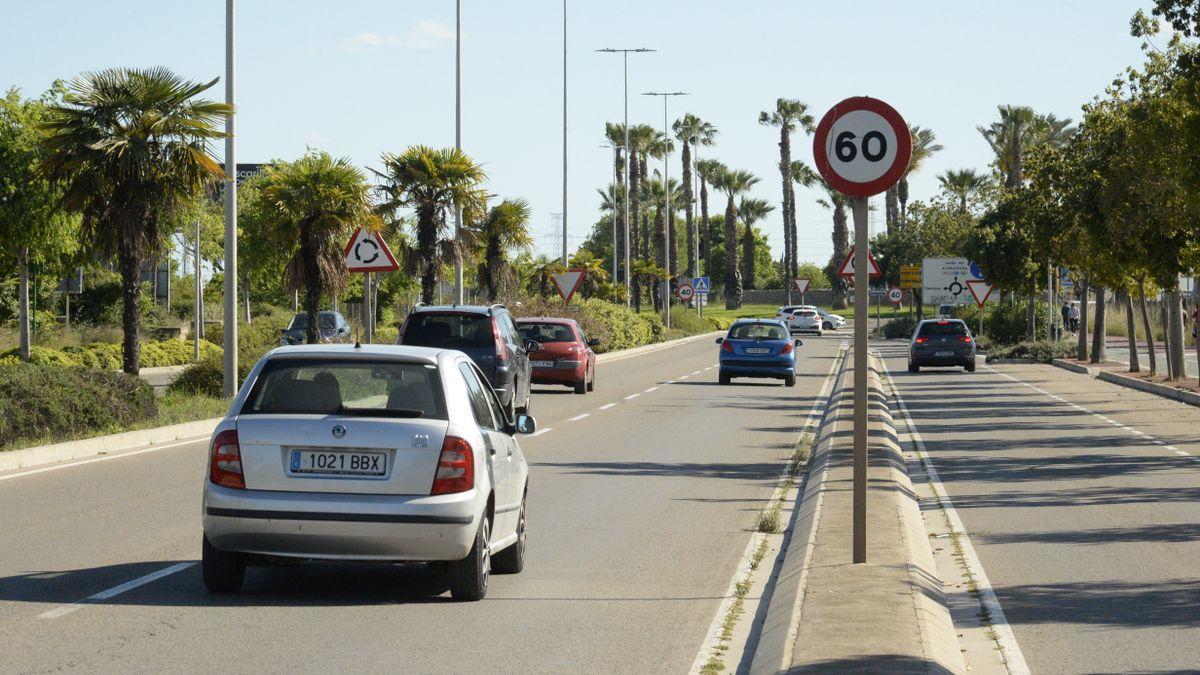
[717,319,800,386]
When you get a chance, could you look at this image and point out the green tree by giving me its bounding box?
[898,125,943,225]
[695,159,725,277]
[38,67,230,374]
[978,105,1074,189]
[569,249,610,299]
[712,168,759,309]
[937,168,990,213]
[673,113,717,278]
[604,122,628,282]
[816,179,850,309]
[738,197,774,290]
[376,146,487,304]
[471,198,533,302]
[759,98,815,288]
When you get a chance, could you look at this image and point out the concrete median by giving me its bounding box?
[750,350,964,674]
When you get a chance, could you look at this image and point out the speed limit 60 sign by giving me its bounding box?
[813,97,912,198]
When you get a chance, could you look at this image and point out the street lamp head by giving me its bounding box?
[596,47,656,53]
[642,91,690,97]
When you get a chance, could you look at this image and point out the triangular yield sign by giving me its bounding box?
[836,245,881,280]
[794,278,810,294]
[551,268,587,303]
[966,279,994,307]
[343,227,400,272]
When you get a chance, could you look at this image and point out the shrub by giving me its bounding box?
[706,316,734,331]
[954,301,1048,346]
[0,345,82,367]
[0,364,156,448]
[881,316,919,339]
[169,356,225,398]
[506,297,663,353]
[6,340,222,370]
[985,340,1075,363]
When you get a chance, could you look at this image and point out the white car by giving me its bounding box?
[788,308,823,335]
[778,305,845,331]
[201,344,533,601]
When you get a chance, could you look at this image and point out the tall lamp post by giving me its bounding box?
[453,0,464,304]
[222,0,238,396]
[596,47,654,306]
[601,142,618,281]
[643,91,688,329]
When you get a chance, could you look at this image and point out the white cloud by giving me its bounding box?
[340,20,457,51]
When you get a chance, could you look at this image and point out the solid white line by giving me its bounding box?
[883,361,1031,675]
[0,437,207,483]
[568,413,590,422]
[624,393,640,400]
[644,386,659,393]
[39,562,194,619]
[1167,445,1180,452]
[598,403,616,411]
[530,427,554,437]
[679,374,690,379]
[1174,449,1190,456]
[691,370,703,375]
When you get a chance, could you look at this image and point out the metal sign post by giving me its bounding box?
[814,96,911,565]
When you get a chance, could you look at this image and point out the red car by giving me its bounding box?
[515,318,598,394]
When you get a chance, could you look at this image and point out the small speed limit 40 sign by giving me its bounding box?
[813,97,912,198]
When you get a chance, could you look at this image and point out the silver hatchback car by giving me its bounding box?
[202,344,534,601]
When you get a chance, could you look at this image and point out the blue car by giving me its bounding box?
[717,319,801,387]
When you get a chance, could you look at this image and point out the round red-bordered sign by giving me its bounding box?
[813,97,911,198]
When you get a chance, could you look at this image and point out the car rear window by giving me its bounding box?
[242,358,447,419]
[918,321,968,337]
[794,310,817,318]
[517,322,575,343]
[729,324,786,340]
[288,313,336,330]
[402,313,493,348]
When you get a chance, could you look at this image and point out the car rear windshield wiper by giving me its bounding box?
[335,405,425,418]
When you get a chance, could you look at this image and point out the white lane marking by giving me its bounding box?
[1153,440,1166,445]
[691,370,703,375]
[624,393,640,400]
[39,562,194,619]
[530,427,554,437]
[1097,415,1114,423]
[1174,449,1191,457]
[1166,445,1180,452]
[598,403,616,411]
[679,374,691,379]
[568,413,590,422]
[644,386,659,393]
[0,437,208,483]
[704,366,714,371]
[885,362,1031,675]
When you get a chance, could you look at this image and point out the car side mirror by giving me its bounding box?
[587,338,601,347]
[525,340,541,353]
[514,414,537,435]
[715,337,724,344]
[794,338,804,347]
[280,328,289,335]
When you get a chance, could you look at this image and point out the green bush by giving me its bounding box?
[881,316,919,339]
[706,316,734,331]
[0,364,156,448]
[986,340,1075,363]
[169,355,225,398]
[506,297,664,353]
[207,312,291,366]
[954,301,1048,346]
[5,339,222,370]
[0,345,82,367]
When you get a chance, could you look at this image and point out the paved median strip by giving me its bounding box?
[39,562,194,619]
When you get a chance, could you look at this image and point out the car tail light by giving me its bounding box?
[780,341,794,355]
[209,429,245,489]
[959,336,973,343]
[937,321,949,325]
[915,337,929,344]
[431,435,475,495]
[492,321,508,362]
[721,340,734,353]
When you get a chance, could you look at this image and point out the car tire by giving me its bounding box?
[824,321,833,330]
[573,378,587,395]
[719,371,731,385]
[587,370,595,392]
[202,535,246,593]
[785,373,796,387]
[908,362,919,374]
[965,361,976,373]
[449,515,490,601]
[493,496,526,575]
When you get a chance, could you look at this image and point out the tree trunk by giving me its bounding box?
[417,208,438,305]
[303,232,322,344]
[681,141,695,278]
[17,246,31,362]
[885,186,899,235]
[787,180,798,281]
[742,222,756,291]
[616,148,626,285]
[1026,285,1036,341]
[1090,286,1106,363]
[1138,276,1156,376]
[700,180,712,275]
[244,283,252,324]
[1077,278,1089,361]
[898,175,909,226]
[1124,291,1140,373]
[723,195,742,309]
[1161,302,1174,379]
[830,204,849,310]
[118,243,142,375]
[1167,290,1186,379]
[777,127,793,294]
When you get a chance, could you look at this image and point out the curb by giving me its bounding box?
[0,417,222,474]
[1097,369,1200,407]
[1052,358,1097,375]
[986,358,1039,365]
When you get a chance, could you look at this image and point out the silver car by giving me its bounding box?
[201,344,533,601]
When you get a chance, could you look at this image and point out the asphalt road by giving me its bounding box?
[881,342,1200,674]
[0,332,843,673]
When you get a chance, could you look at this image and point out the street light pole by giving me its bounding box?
[601,143,618,281]
[643,91,688,330]
[596,47,654,306]
[562,0,568,266]
[222,0,238,397]
[453,0,464,304]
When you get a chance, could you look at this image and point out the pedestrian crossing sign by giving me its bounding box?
[693,277,710,294]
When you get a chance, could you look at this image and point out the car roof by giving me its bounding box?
[917,318,966,325]
[410,304,503,316]
[515,317,575,325]
[264,343,453,364]
[732,318,787,325]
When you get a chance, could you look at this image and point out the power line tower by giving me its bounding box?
[548,212,564,259]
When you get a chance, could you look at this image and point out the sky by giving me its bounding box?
[1,0,1161,268]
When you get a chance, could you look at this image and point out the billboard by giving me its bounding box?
[923,257,992,306]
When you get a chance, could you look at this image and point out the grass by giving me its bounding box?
[1,390,230,452]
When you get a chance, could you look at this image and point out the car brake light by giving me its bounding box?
[959,336,973,343]
[780,341,794,355]
[937,321,949,325]
[209,429,245,489]
[492,321,508,362]
[431,436,475,495]
[721,340,734,353]
[915,337,928,344]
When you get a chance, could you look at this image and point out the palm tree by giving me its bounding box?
[937,168,989,213]
[978,106,1074,188]
[738,197,774,290]
[471,198,533,302]
[375,146,487,304]
[530,256,565,298]
[644,132,675,270]
[816,179,850,309]
[644,174,685,309]
[759,99,815,289]
[899,125,943,225]
[604,122,628,281]
[672,113,718,278]
[568,249,609,299]
[712,168,760,309]
[38,67,230,374]
[257,152,375,343]
[695,158,725,277]
[625,124,657,301]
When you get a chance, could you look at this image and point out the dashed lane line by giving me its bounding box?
[624,393,640,400]
[644,386,659,393]
[598,403,616,411]
[39,562,195,619]
[568,413,590,422]
[530,427,554,437]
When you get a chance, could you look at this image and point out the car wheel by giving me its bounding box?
[587,370,595,392]
[719,370,731,385]
[493,496,526,574]
[449,515,490,601]
[785,373,796,387]
[908,362,919,374]
[202,535,246,593]
[824,321,833,330]
[965,361,976,373]
[573,378,587,395]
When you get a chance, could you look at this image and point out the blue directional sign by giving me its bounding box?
[693,277,710,294]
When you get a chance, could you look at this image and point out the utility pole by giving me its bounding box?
[596,47,655,306]
[453,0,464,304]
[222,0,238,397]
[194,219,202,361]
[643,91,688,329]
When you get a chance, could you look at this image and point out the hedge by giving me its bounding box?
[0,339,222,370]
[985,340,1076,363]
[0,364,156,448]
